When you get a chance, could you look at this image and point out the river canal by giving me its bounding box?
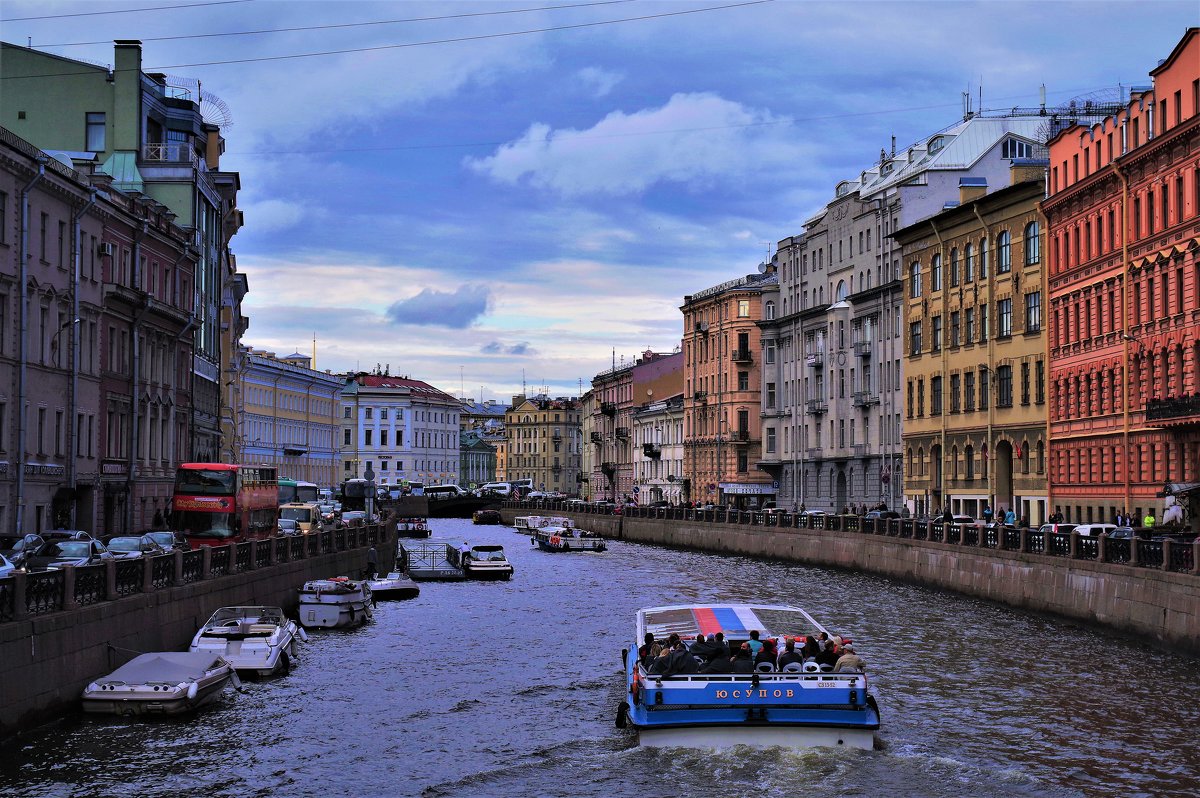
[1,517,1197,798]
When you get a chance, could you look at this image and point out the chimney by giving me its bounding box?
[1010,161,1045,185]
[204,124,223,170]
[959,176,988,205]
[112,40,142,154]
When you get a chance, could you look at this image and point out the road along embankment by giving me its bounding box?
[500,507,1199,657]
[0,523,396,739]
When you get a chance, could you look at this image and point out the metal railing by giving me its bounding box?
[0,524,392,623]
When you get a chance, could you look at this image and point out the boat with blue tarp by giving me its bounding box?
[617,603,880,749]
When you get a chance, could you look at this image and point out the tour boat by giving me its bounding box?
[617,604,880,749]
[396,518,431,538]
[297,577,374,628]
[514,515,574,533]
[82,652,237,716]
[367,571,421,599]
[462,544,514,580]
[188,606,305,677]
[472,509,503,525]
[531,525,606,552]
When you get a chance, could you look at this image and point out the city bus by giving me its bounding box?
[278,478,320,505]
[171,463,279,549]
[339,478,371,512]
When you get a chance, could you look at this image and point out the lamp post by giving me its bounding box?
[49,317,80,368]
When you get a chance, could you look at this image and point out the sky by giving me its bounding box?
[2,0,1196,402]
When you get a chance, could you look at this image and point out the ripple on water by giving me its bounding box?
[1,517,1197,798]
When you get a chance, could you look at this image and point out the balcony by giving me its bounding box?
[853,340,872,357]
[851,444,869,458]
[643,443,661,459]
[806,398,828,415]
[852,391,880,408]
[601,461,617,475]
[615,426,630,440]
[141,142,195,164]
[731,429,751,443]
[600,402,617,416]
[805,351,824,367]
[731,349,753,364]
[552,433,562,441]
[692,391,708,404]
[805,447,821,459]
[1146,395,1200,426]
[551,464,562,474]
[589,431,603,444]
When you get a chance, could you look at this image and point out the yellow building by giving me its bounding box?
[895,174,1049,524]
[505,395,582,494]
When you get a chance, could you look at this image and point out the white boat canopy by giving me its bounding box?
[637,604,828,642]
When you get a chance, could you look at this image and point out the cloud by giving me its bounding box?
[240,198,305,233]
[481,341,535,355]
[464,92,801,196]
[385,285,491,328]
[576,66,623,97]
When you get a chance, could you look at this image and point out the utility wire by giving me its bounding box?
[37,0,637,48]
[1,0,253,23]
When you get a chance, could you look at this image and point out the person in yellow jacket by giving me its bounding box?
[1142,511,1156,527]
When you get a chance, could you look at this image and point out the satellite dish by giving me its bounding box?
[758,261,768,273]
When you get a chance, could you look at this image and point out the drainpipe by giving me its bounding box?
[930,218,948,513]
[68,188,98,527]
[16,159,47,535]
[1114,161,1132,516]
[171,314,199,469]
[124,222,150,533]
[972,205,995,514]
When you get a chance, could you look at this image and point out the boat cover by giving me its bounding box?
[638,605,827,641]
[102,652,226,684]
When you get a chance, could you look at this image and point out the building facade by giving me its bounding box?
[589,362,634,502]
[578,389,595,498]
[341,374,462,488]
[682,272,775,508]
[630,351,684,504]
[459,430,497,488]
[896,176,1050,524]
[505,395,582,494]
[237,350,341,489]
[1043,28,1200,524]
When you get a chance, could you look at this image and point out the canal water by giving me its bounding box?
[2,517,1197,798]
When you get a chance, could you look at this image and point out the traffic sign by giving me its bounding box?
[364,466,376,481]
[632,485,640,494]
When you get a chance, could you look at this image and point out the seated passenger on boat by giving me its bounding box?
[777,638,805,670]
[833,644,866,672]
[638,632,662,668]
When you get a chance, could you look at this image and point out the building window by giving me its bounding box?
[964,244,975,282]
[380,429,389,447]
[931,316,942,352]
[1001,137,1033,159]
[949,248,959,287]
[364,429,373,446]
[997,298,1012,338]
[766,428,776,454]
[964,308,975,343]
[343,406,351,419]
[979,368,989,410]
[1035,360,1045,404]
[736,451,748,472]
[737,300,749,317]
[343,428,351,446]
[950,311,960,347]
[365,408,373,420]
[996,365,1013,407]
[931,376,942,415]
[85,112,106,152]
[766,383,776,409]
[737,371,749,390]
[1021,362,1031,405]
[380,408,388,419]
[909,321,922,355]
[764,301,775,320]
[965,371,975,412]
[909,261,922,297]
[1024,221,1040,265]
[931,254,942,291]
[950,373,961,413]
[1025,291,1041,332]
[997,230,1011,274]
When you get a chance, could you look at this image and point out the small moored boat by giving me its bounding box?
[367,571,420,599]
[396,518,431,538]
[531,525,606,552]
[472,509,502,525]
[189,606,304,677]
[617,604,880,749]
[298,577,374,628]
[462,544,514,580]
[82,652,236,716]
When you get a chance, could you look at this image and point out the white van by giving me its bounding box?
[425,485,467,500]
[481,482,512,497]
[1074,523,1117,537]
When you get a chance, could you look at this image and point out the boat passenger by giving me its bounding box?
[816,644,840,670]
[833,644,866,673]
[638,633,661,668]
[689,634,716,663]
[754,638,777,668]
[816,631,831,651]
[747,630,764,659]
[777,639,804,670]
[801,635,821,660]
[648,646,674,675]
[729,643,755,674]
[712,632,730,658]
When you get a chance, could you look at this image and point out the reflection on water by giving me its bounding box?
[1,518,1197,798]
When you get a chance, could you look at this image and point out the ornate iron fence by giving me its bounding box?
[182,550,203,583]
[115,560,143,596]
[234,542,253,572]
[209,546,230,577]
[1137,540,1164,569]
[1046,532,1071,557]
[74,564,107,605]
[0,577,14,621]
[26,570,64,615]
[151,555,174,588]
[1076,537,1099,561]
[1168,543,1194,573]
[1104,539,1131,564]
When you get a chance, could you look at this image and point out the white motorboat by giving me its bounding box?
[82,652,236,716]
[298,577,374,628]
[367,571,420,600]
[462,544,514,580]
[189,606,306,677]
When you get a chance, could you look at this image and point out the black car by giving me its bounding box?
[141,530,186,552]
[25,539,114,571]
[0,533,46,570]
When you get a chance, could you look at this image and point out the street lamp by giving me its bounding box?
[49,317,80,367]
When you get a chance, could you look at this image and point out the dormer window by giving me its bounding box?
[1001,137,1034,159]
[880,161,894,176]
[836,181,851,197]
[927,135,945,154]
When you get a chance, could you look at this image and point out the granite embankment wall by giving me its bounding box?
[0,524,396,739]
[500,508,1200,656]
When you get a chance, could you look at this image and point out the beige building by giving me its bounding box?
[579,389,595,498]
[506,395,582,494]
[895,174,1049,523]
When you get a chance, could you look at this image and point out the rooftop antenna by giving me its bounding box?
[522,368,526,395]
[311,332,316,370]
[1039,84,1046,112]
[460,365,465,400]
[890,135,896,157]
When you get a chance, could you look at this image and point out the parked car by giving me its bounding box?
[25,539,114,570]
[340,511,367,527]
[104,535,167,559]
[141,530,186,552]
[1074,523,1117,537]
[0,553,16,578]
[864,510,901,520]
[1039,523,1078,536]
[277,519,301,536]
[0,533,45,570]
[40,529,93,541]
[1110,527,1135,540]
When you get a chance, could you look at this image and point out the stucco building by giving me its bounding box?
[631,351,684,504]
[1042,28,1200,524]
[589,360,634,502]
[459,430,497,488]
[896,176,1050,524]
[682,272,775,508]
[506,395,582,494]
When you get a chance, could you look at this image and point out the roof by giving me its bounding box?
[352,375,457,402]
[637,604,828,640]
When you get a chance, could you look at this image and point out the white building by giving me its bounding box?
[632,395,685,504]
[340,374,462,487]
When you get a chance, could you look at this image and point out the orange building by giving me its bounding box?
[1043,27,1200,524]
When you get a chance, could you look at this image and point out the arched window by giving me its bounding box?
[1024,221,1040,265]
[931,253,942,291]
[980,237,989,279]
[909,261,922,297]
[917,446,925,476]
[951,446,959,479]
[965,444,975,479]
[949,248,959,287]
[965,243,975,282]
[836,281,848,301]
[907,447,915,476]
[997,230,1011,274]
[764,300,776,320]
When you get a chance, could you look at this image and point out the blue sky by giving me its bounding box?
[3,0,1196,401]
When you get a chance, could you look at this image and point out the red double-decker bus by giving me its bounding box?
[170,463,280,549]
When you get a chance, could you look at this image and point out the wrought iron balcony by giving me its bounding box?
[551,464,562,474]
[615,426,630,439]
[852,391,880,408]
[853,340,872,357]
[805,351,824,367]
[601,461,617,475]
[589,431,603,444]
[731,349,753,363]
[692,391,708,403]
[643,443,661,458]
[806,398,828,414]
[600,402,617,416]
[731,429,751,442]
[1146,394,1200,425]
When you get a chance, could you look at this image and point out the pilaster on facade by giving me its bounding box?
[1042,27,1200,525]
